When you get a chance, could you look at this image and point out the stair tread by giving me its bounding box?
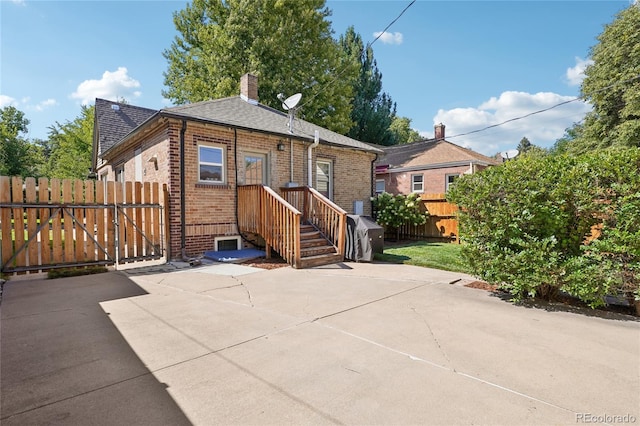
[296,252,343,268]
[300,246,336,254]
[300,238,330,248]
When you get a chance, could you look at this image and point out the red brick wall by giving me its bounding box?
[101,119,376,260]
[379,165,485,195]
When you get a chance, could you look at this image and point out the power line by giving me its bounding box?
[297,0,416,110]
[370,0,416,47]
[446,73,640,141]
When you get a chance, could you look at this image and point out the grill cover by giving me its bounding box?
[345,215,384,262]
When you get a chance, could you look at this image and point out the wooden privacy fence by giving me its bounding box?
[0,176,164,275]
[391,193,459,242]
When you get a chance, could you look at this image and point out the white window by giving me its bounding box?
[134,148,143,182]
[375,179,385,194]
[114,165,126,197]
[199,145,225,183]
[215,236,241,251]
[446,174,458,191]
[316,159,333,199]
[411,174,424,193]
[115,165,125,183]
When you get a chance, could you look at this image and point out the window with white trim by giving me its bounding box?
[134,148,143,182]
[316,159,333,199]
[411,174,424,193]
[446,174,458,191]
[199,145,225,183]
[375,179,385,194]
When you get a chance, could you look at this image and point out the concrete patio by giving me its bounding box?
[1,262,638,425]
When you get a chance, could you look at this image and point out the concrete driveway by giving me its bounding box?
[1,261,639,425]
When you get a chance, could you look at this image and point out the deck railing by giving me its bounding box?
[281,186,347,258]
[237,185,301,267]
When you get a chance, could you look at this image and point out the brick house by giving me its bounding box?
[375,123,499,195]
[91,74,382,267]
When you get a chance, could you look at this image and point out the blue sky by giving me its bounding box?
[0,0,632,155]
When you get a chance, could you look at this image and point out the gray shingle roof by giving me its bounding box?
[94,98,158,154]
[377,138,500,169]
[162,97,382,153]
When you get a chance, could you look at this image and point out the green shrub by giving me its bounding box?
[448,149,639,310]
[565,150,640,307]
[371,192,429,240]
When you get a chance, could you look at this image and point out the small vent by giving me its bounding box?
[111,104,120,111]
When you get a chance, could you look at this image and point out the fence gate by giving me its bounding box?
[0,176,164,276]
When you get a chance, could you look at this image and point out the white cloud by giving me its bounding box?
[1,96,58,112]
[566,57,593,86]
[0,95,17,108]
[373,31,403,45]
[34,98,57,111]
[71,67,142,105]
[11,0,26,5]
[433,91,591,155]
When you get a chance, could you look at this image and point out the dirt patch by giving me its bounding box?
[464,280,638,317]
[240,257,289,270]
[464,280,499,292]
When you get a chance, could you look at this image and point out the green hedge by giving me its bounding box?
[447,149,640,310]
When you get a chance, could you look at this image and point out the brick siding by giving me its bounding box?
[100,118,376,260]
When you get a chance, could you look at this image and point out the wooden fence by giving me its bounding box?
[0,176,164,275]
[387,193,459,242]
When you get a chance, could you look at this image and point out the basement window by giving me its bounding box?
[214,236,241,251]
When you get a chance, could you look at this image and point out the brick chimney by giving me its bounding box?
[434,123,445,140]
[240,73,258,104]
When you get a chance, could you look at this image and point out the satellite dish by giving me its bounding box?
[282,93,302,110]
[500,149,520,160]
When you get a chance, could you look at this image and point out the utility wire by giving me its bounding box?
[446,73,640,141]
[370,0,416,47]
[297,0,416,111]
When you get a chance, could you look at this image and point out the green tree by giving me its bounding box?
[571,4,640,154]
[47,105,94,179]
[0,106,45,177]
[339,26,396,145]
[517,137,532,153]
[389,116,421,144]
[551,123,584,155]
[163,0,355,134]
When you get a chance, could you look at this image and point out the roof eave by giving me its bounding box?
[378,159,495,173]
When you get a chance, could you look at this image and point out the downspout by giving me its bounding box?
[307,130,319,186]
[180,120,187,260]
[371,153,378,218]
[289,137,294,183]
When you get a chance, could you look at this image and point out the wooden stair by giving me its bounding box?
[296,223,343,268]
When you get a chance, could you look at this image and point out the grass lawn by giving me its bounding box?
[374,240,469,274]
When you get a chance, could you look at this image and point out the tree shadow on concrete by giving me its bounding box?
[1,272,192,425]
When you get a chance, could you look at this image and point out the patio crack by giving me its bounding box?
[232,276,254,307]
[409,306,453,370]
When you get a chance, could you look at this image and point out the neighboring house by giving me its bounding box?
[92,74,382,267]
[375,123,499,195]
